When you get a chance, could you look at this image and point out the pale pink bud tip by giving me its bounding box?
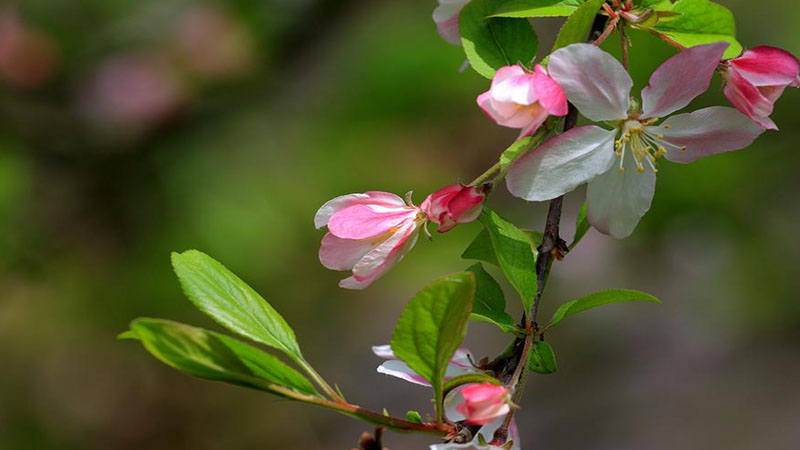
[421,184,487,233]
[477,64,567,139]
[456,383,511,425]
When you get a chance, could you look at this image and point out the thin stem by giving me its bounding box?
[650,30,687,50]
[271,383,453,435]
[297,357,346,403]
[490,14,609,445]
[469,161,501,186]
[620,24,630,69]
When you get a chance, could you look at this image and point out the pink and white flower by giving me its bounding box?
[422,184,488,233]
[434,0,471,45]
[455,383,511,425]
[315,192,426,289]
[507,42,764,239]
[372,345,520,449]
[478,65,568,139]
[372,345,476,385]
[721,46,800,130]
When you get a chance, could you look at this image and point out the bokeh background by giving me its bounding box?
[0,0,798,449]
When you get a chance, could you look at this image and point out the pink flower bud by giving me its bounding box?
[315,192,426,289]
[456,383,511,426]
[722,46,800,130]
[421,184,487,233]
[477,64,568,138]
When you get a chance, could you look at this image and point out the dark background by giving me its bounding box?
[0,0,798,449]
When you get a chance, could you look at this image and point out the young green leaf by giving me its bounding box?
[462,229,500,266]
[126,318,318,397]
[479,208,538,313]
[650,0,742,58]
[548,289,661,328]
[571,201,591,249]
[466,263,518,334]
[405,411,424,424]
[171,250,302,360]
[528,341,558,374]
[460,0,539,79]
[551,0,605,51]
[390,273,476,422]
[492,0,585,18]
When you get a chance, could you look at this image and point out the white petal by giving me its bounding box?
[652,106,765,164]
[318,233,377,271]
[547,43,632,121]
[371,345,395,359]
[587,156,656,239]
[377,360,431,386]
[506,126,617,201]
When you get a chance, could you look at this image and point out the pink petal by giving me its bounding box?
[507,126,617,201]
[723,68,777,130]
[315,191,406,228]
[342,222,420,289]
[478,92,549,130]
[653,106,765,164]
[433,0,470,45]
[547,43,632,121]
[327,204,416,239]
[491,65,526,88]
[586,155,656,239]
[533,64,568,116]
[318,232,378,271]
[730,46,800,87]
[641,42,729,119]
[491,71,537,105]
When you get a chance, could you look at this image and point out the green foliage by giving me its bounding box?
[443,373,503,394]
[390,273,476,422]
[551,0,606,51]
[478,208,538,313]
[650,0,742,58]
[528,341,558,374]
[171,250,303,361]
[462,229,501,266]
[405,411,423,424]
[123,318,318,398]
[492,0,585,18]
[460,0,539,78]
[466,263,518,333]
[571,202,591,249]
[548,289,661,327]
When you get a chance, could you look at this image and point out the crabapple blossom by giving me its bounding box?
[422,184,488,233]
[433,0,471,45]
[315,192,426,289]
[507,42,764,239]
[478,65,568,139]
[372,345,475,385]
[455,383,511,425]
[721,46,800,130]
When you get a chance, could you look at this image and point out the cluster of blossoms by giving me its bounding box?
[311,2,799,448]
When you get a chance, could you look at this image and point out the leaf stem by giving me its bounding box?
[297,357,347,403]
[469,161,502,187]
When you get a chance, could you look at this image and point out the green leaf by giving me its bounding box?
[551,0,606,52]
[528,341,558,374]
[479,208,538,313]
[126,318,318,397]
[405,411,423,424]
[492,0,585,18]
[548,289,661,327]
[651,0,742,58]
[460,0,539,79]
[571,202,590,249]
[171,250,302,360]
[466,263,517,334]
[462,229,499,266]
[390,273,476,422]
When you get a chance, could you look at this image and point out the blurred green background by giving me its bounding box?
[0,0,798,449]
